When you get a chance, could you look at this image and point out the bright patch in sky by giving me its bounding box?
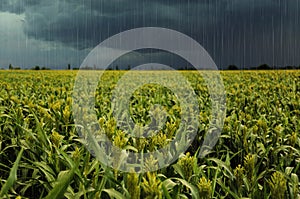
[0,12,86,69]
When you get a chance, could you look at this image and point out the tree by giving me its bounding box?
[68,64,71,70]
[257,64,270,70]
[34,66,40,70]
[228,65,239,70]
[9,64,13,70]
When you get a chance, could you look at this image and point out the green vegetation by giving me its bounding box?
[0,70,299,198]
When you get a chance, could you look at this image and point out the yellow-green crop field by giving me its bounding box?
[0,70,299,198]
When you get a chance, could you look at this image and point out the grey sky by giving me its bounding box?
[0,0,299,69]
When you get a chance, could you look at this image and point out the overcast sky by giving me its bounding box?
[0,0,299,69]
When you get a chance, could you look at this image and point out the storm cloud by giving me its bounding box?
[0,0,300,68]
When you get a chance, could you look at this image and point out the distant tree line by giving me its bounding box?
[7,64,51,70]
[226,64,300,70]
[8,64,21,70]
[4,63,300,70]
[31,66,51,70]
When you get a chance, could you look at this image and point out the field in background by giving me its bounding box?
[0,70,299,198]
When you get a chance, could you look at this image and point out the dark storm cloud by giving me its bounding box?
[22,0,191,49]
[0,0,240,48]
[217,0,300,67]
[0,0,39,13]
[1,0,300,68]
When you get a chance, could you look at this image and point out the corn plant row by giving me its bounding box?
[0,70,299,198]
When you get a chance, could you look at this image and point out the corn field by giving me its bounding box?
[0,70,299,198]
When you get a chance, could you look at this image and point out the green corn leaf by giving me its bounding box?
[171,177,200,199]
[0,147,24,197]
[44,167,76,199]
[102,189,126,199]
